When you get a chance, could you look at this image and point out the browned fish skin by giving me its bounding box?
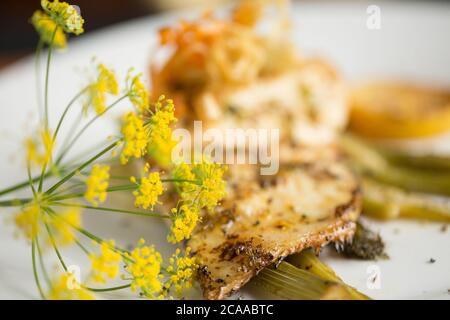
[188,155,361,300]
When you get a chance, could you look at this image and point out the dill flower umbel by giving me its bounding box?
[127,71,150,113]
[148,95,177,143]
[173,162,227,211]
[48,273,95,300]
[165,247,197,296]
[124,239,163,298]
[120,112,148,164]
[89,240,122,284]
[84,64,119,114]
[31,10,67,48]
[84,164,110,206]
[131,169,164,210]
[167,204,200,243]
[41,0,84,35]
[14,202,41,240]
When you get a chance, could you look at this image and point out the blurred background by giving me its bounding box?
[0,0,439,69]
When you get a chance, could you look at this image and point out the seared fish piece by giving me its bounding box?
[188,154,361,300]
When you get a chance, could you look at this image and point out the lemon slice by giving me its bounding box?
[349,82,450,139]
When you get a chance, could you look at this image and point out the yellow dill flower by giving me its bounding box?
[41,0,84,35]
[97,63,119,95]
[148,95,176,143]
[14,202,41,240]
[25,128,54,166]
[30,10,67,48]
[48,273,95,300]
[198,164,227,210]
[165,247,197,296]
[84,164,110,206]
[173,162,227,211]
[127,71,150,113]
[45,207,81,246]
[89,240,121,284]
[120,112,148,164]
[124,239,163,298]
[84,64,119,115]
[172,162,197,193]
[132,169,164,210]
[167,204,200,243]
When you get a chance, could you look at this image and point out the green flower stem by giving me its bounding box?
[38,162,48,193]
[36,236,52,289]
[27,163,38,198]
[48,184,136,202]
[55,94,129,165]
[53,86,90,142]
[35,39,44,123]
[75,239,91,255]
[162,179,200,184]
[48,181,85,199]
[83,283,131,292]
[44,220,68,272]
[0,162,76,197]
[32,238,46,299]
[46,141,119,195]
[0,179,37,197]
[44,27,57,130]
[51,202,172,219]
[0,177,197,200]
[57,108,83,157]
[0,198,33,207]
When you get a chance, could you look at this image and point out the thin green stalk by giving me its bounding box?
[44,27,57,130]
[53,86,90,142]
[48,183,136,202]
[0,165,73,197]
[36,236,52,289]
[51,202,172,219]
[0,198,33,207]
[35,39,44,123]
[38,162,48,193]
[0,180,37,197]
[32,238,46,299]
[75,239,90,255]
[162,179,200,184]
[48,181,85,199]
[56,94,128,165]
[83,283,131,292]
[27,162,38,198]
[44,220,67,271]
[58,108,83,157]
[46,141,119,195]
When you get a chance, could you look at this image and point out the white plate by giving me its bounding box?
[0,1,449,300]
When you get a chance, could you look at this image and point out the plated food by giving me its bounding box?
[151,0,450,300]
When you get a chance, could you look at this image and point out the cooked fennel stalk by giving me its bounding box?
[256,261,352,300]
[363,178,450,222]
[375,146,450,172]
[289,250,370,300]
[339,134,450,196]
